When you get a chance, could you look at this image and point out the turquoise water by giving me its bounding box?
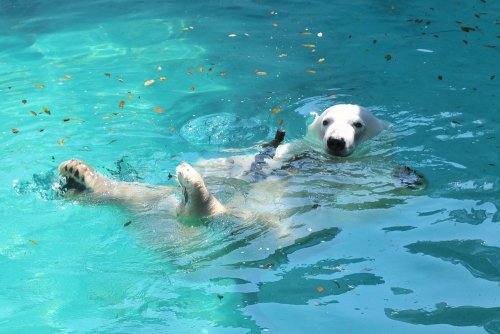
[1,0,499,333]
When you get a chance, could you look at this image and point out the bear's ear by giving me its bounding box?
[306,112,322,141]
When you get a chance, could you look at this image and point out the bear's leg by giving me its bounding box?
[176,162,225,217]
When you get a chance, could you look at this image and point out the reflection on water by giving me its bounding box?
[406,239,500,282]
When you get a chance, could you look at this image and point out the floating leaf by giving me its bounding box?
[220,71,227,77]
[159,76,167,81]
[228,33,237,38]
[318,57,326,63]
[303,43,316,48]
[182,26,194,31]
[58,139,65,146]
[277,119,284,126]
[301,31,312,35]
[255,71,268,76]
[278,53,288,58]
[63,118,71,122]
[117,77,124,83]
[316,286,325,293]
[153,106,165,113]
[198,66,204,73]
[30,111,37,116]
[272,107,281,114]
[384,54,392,61]
[118,100,125,108]
[460,26,476,32]
[123,221,132,227]
[104,72,111,78]
[191,86,196,91]
[22,99,27,104]
[144,79,155,86]
[12,128,19,134]
[34,83,45,89]
[167,127,175,133]
[43,107,51,115]
[306,70,317,74]
[272,23,279,27]
[64,74,71,80]
[29,239,38,245]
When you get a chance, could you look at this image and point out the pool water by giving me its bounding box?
[1,1,499,333]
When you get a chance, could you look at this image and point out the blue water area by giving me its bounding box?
[1,0,499,333]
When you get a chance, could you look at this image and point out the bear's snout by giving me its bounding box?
[327,137,346,154]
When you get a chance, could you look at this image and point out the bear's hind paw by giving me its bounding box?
[59,159,94,192]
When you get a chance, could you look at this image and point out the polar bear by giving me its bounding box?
[193,104,390,180]
[58,104,415,217]
[59,159,225,218]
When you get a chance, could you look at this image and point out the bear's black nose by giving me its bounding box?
[327,137,346,152]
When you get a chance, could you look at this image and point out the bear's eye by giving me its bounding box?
[322,119,329,126]
[352,121,363,129]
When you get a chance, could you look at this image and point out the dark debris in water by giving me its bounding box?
[105,157,143,182]
[392,166,426,190]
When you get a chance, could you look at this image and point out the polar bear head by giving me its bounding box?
[306,104,389,157]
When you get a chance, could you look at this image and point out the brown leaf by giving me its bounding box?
[144,79,155,86]
[43,107,51,115]
[118,100,125,108]
[58,139,65,146]
[153,106,165,113]
[34,83,45,89]
[316,286,325,293]
[64,74,71,80]
[29,239,38,245]
[272,107,281,114]
[30,111,37,116]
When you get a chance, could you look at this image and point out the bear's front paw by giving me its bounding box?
[59,159,96,192]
